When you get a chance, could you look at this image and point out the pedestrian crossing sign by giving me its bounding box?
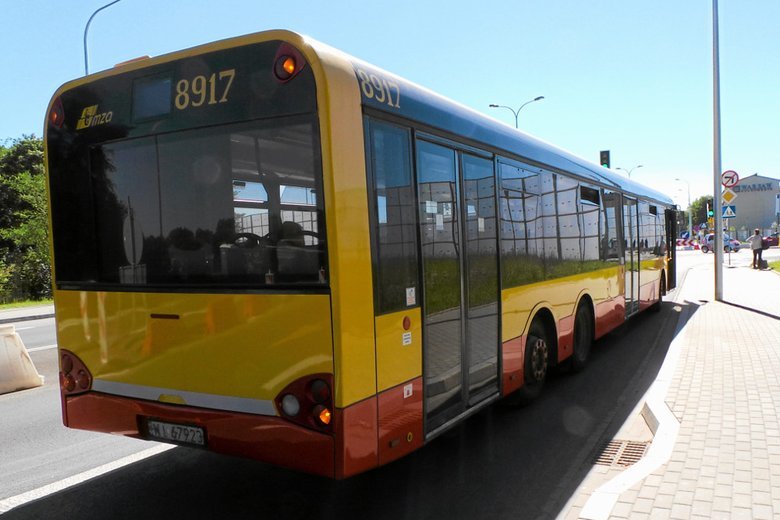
[722,205,736,218]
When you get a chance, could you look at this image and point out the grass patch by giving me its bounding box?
[0,299,53,310]
[769,260,780,272]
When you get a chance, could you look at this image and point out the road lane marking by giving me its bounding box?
[0,444,175,514]
[27,344,58,353]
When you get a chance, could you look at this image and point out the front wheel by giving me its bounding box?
[701,245,710,253]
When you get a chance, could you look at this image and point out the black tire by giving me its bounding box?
[701,245,709,253]
[570,303,594,372]
[508,319,549,405]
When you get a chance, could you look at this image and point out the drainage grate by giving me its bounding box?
[594,440,650,468]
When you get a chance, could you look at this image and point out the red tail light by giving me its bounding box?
[49,97,65,129]
[60,350,92,396]
[275,374,334,432]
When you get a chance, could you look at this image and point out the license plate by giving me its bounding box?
[146,419,205,447]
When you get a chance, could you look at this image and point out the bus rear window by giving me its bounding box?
[61,116,326,288]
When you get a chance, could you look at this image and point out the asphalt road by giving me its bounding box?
[0,258,711,519]
[0,319,154,502]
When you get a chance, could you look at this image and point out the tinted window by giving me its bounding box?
[83,116,325,287]
[368,120,418,313]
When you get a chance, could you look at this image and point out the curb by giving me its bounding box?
[0,313,55,325]
[578,293,693,519]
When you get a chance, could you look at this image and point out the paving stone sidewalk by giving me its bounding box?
[564,263,780,519]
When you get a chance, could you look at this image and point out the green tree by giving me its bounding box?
[0,135,50,302]
[689,195,714,229]
[0,135,44,177]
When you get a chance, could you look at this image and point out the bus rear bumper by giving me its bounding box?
[64,392,335,478]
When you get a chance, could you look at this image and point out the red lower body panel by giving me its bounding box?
[66,392,335,477]
[595,297,625,339]
[66,381,428,479]
[501,336,525,396]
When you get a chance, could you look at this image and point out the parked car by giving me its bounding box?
[764,232,779,247]
[700,233,741,253]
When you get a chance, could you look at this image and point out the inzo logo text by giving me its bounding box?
[76,105,113,130]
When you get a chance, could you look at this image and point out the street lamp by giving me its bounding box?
[489,96,545,128]
[675,177,693,237]
[84,0,123,75]
[616,165,643,178]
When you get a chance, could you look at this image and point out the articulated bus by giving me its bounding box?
[45,30,677,479]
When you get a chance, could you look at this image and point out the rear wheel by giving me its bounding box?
[701,245,710,253]
[509,319,549,405]
[569,303,593,372]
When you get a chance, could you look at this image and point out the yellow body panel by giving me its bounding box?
[501,266,620,342]
[302,41,377,407]
[374,310,422,392]
[53,290,333,401]
[45,30,378,410]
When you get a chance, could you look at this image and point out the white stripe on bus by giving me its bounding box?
[91,379,278,416]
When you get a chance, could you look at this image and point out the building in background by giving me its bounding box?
[727,174,780,240]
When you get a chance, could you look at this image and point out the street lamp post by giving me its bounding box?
[616,165,643,178]
[675,177,693,237]
[489,96,545,128]
[84,0,123,75]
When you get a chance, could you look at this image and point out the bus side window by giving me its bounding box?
[498,159,543,287]
[367,120,418,314]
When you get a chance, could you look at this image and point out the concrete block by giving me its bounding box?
[0,324,44,394]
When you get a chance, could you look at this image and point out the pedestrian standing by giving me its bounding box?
[747,228,764,269]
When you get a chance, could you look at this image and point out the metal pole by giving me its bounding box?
[713,0,723,300]
[84,0,122,75]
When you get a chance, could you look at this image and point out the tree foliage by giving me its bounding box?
[0,135,50,302]
[689,195,714,229]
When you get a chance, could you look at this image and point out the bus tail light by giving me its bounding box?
[275,374,333,432]
[60,350,92,396]
[49,97,65,129]
[273,43,306,83]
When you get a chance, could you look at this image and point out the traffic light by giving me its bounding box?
[600,150,610,168]
[706,202,713,218]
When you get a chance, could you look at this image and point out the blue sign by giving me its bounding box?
[722,205,736,218]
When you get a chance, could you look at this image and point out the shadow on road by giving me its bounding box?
[6,301,701,520]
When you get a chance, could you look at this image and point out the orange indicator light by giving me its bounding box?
[283,57,296,75]
[314,405,332,426]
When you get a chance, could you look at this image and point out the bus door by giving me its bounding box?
[623,196,640,316]
[416,140,499,434]
[665,208,678,290]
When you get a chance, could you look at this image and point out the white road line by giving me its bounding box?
[26,344,58,353]
[0,444,175,514]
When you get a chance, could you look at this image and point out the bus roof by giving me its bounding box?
[309,35,673,207]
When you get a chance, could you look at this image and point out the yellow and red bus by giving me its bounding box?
[45,29,677,479]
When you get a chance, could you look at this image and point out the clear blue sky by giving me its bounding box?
[2,0,779,209]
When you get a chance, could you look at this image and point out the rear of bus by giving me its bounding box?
[44,31,384,478]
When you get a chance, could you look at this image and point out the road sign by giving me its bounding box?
[721,170,739,188]
[721,188,737,205]
[722,205,736,218]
